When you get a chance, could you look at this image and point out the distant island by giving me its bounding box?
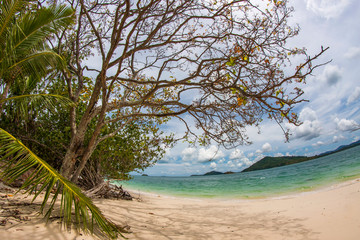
[191,171,222,176]
[190,171,235,177]
[191,139,360,176]
[242,139,360,172]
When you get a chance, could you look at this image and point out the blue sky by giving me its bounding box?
[139,0,360,176]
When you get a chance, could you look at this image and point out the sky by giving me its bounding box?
[138,0,360,176]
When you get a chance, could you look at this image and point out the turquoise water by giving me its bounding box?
[115,145,360,199]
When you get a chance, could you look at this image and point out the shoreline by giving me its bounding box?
[124,178,360,205]
[122,176,360,201]
[1,178,360,239]
[121,178,360,240]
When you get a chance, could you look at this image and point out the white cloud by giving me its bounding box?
[299,107,317,121]
[345,47,360,59]
[229,149,244,160]
[312,141,325,147]
[182,147,196,155]
[181,147,197,161]
[347,87,360,105]
[210,162,217,169]
[275,153,284,157]
[305,0,352,19]
[240,157,253,167]
[294,120,322,140]
[227,161,235,168]
[158,146,176,164]
[289,108,322,140]
[335,118,360,131]
[261,142,272,153]
[333,135,346,143]
[320,65,342,86]
[218,158,225,164]
[198,145,225,162]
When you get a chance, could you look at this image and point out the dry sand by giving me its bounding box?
[1,179,359,240]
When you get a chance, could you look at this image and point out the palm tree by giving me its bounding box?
[1,0,63,107]
[0,1,123,238]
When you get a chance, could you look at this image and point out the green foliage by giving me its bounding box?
[95,122,174,180]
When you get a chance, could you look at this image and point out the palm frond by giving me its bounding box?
[0,93,75,119]
[8,50,66,78]
[0,0,23,42]
[0,128,124,239]
[0,0,74,80]
[13,3,74,53]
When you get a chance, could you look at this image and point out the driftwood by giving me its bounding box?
[85,181,133,200]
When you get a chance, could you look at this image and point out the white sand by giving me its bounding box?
[1,179,360,240]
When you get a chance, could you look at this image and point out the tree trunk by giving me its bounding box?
[71,137,99,183]
[60,142,80,179]
[60,63,107,181]
[60,128,88,179]
[70,106,107,183]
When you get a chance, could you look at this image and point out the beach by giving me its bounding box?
[0,179,359,240]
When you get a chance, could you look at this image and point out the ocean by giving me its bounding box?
[115,145,360,199]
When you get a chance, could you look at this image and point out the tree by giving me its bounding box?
[2,90,174,188]
[51,0,327,183]
[89,121,174,183]
[0,1,123,238]
[1,68,174,188]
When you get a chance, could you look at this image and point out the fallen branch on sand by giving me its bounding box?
[85,181,133,200]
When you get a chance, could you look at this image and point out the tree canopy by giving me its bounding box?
[48,0,327,183]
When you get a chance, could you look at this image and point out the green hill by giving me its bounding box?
[242,140,360,173]
[241,156,316,172]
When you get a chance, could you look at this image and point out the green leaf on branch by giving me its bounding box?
[226,57,236,66]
